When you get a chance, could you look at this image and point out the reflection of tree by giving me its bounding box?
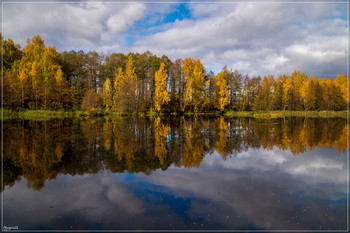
[214,117,229,160]
[114,120,137,172]
[182,119,208,168]
[154,117,169,165]
[3,120,71,190]
[3,116,349,191]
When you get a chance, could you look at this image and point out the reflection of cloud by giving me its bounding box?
[138,148,347,229]
[4,175,145,229]
[106,184,144,215]
[4,147,347,230]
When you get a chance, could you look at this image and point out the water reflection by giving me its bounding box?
[2,116,348,230]
[3,117,348,191]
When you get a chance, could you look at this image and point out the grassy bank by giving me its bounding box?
[2,109,349,119]
[225,110,349,118]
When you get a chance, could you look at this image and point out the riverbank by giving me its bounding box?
[2,109,348,119]
[224,110,349,118]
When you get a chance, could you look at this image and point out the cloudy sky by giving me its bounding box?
[2,1,348,77]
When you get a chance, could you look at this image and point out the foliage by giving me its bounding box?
[215,72,229,111]
[154,63,170,111]
[81,89,103,111]
[3,34,349,113]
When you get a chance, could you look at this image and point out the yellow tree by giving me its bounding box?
[16,35,68,110]
[113,67,123,111]
[215,72,229,111]
[302,75,317,110]
[55,68,64,109]
[102,78,113,111]
[120,56,137,113]
[335,73,349,107]
[253,74,275,111]
[183,58,208,112]
[18,67,27,109]
[29,61,39,109]
[154,62,170,111]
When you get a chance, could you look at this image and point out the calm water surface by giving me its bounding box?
[2,117,348,231]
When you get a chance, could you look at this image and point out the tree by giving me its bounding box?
[81,89,102,111]
[253,75,274,111]
[183,58,208,112]
[102,78,113,111]
[18,67,28,109]
[226,69,243,110]
[215,72,229,111]
[272,75,284,110]
[113,67,123,111]
[169,58,185,112]
[117,56,137,113]
[302,75,317,110]
[154,63,170,112]
[335,73,349,107]
[13,35,71,110]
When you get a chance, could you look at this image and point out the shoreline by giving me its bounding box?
[2,109,348,119]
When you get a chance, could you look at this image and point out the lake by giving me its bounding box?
[2,116,348,231]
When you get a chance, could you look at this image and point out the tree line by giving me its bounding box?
[2,35,349,113]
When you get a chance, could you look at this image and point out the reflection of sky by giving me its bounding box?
[3,147,348,230]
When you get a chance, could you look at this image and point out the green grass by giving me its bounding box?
[2,108,349,119]
[225,110,348,118]
[224,111,254,117]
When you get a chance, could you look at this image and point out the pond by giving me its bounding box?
[2,116,348,231]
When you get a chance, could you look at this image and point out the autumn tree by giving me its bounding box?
[81,89,103,111]
[335,73,349,107]
[183,58,208,112]
[226,69,243,110]
[302,75,317,110]
[241,76,261,110]
[253,75,275,111]
[154,63,170,112]
[11,35,71,110]
[117,56,138,113]
[102,78,113,111]
[215,72,229,111]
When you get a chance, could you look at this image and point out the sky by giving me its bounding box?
[1,1,348,77]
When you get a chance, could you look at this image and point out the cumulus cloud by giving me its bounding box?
[3,2,146,51]
[2,2,347,77]
[106,4,145,34]
[128,2,347,77]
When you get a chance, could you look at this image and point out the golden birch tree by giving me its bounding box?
[154,62,170,112]
[215,72,229,111]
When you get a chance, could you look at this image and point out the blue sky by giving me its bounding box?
[2,1,348,77]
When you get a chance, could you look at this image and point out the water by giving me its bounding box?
[2,117,348,231]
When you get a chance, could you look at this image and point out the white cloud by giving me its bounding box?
[2,2,347,77]
[106,4,145,34]
[3,2,146,51]
[128,2,347,77]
